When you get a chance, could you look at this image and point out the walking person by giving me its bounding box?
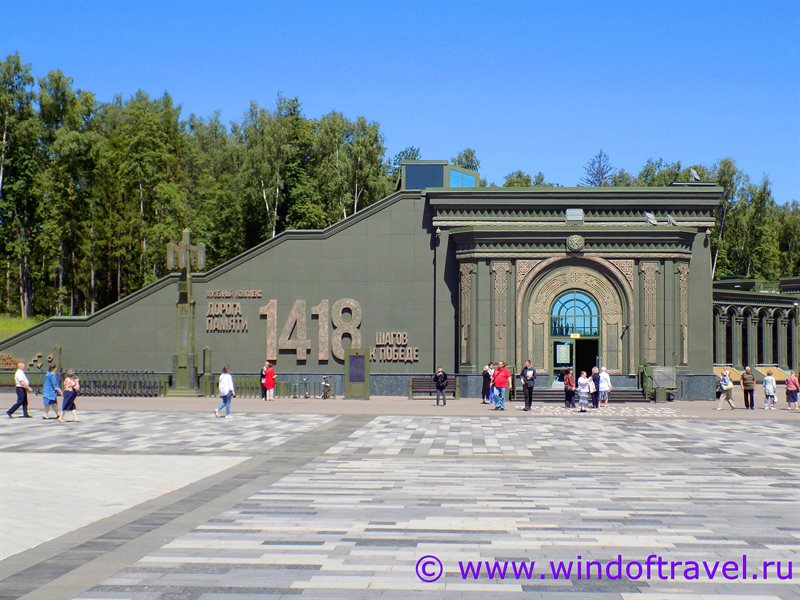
[59,369,81,422]
[260,361,268,401]
[481,365,492,404]
[42,364,62,420]
[715,368,736,410]
[576,370,591,413]
[762,369,777,410]
[7,362,33,418]
[563,368,576,408]
[598,366,612,407]
[214,366,236,418]
[740,366,756,410]
[433,366,448,407]
[264,361,276,401]
[491,361,511,411]
[520,359,536,411]
[590,367,601,409]
[786,370,799,410]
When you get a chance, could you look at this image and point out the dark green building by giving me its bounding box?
[2,162,797,399]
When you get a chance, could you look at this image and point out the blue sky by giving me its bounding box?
[4,0,799,202]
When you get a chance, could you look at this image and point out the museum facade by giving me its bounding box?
[1,161,797,399]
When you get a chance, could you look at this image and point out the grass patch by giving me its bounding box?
[0,315,45,341]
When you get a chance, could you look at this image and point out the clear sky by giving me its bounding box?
[4,0,799,202]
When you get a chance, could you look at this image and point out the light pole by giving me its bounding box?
[794,301,799,372]
[433,227,441,372]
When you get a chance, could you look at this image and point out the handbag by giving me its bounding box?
[722,381,734,391]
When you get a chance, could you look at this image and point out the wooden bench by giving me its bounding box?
[408,376,459,399]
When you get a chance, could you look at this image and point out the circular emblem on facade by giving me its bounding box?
[566,234,585,252]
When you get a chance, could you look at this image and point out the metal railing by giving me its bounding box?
[75,370,168,397]
[201,374,336,399]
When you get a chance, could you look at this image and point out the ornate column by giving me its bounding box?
[459,263,476,367]
[641,262,660,364]
[763,317,774,365]
[714,310,727,365]
[677,263,689,365]
[731,314,743,369]
[776,313,788,369]
[746,313,758,367]
[490,261,511,363]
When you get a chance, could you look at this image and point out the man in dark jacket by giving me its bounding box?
[433,367,448,407]
[520,359,536,411]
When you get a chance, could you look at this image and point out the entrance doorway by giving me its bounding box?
[575,339,599,376]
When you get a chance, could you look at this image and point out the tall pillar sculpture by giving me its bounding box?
[166,229,206,396]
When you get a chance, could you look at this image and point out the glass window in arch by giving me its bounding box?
[550,291,600,337]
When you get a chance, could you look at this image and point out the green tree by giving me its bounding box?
[451,147,480,172]
[503,169,532,187]
[188,112,245,265]
[0,53,39,316]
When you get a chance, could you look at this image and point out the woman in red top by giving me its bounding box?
[264,362,276,401]
[563,368,576,408]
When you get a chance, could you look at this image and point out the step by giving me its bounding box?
[510,388,648,403]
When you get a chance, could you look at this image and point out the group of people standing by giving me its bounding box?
[716,366,799,410]
[6,362,81,422]
[562,367,612,412]
[479,360,531,411]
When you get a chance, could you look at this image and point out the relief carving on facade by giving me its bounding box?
[515,255,637,374]
[526,265,625,374]
[516,260,541,288]
[491,262,511,351]
[677,263,689,364]
[609,259,635,286]
[459,263,475,364]
[642,262,660,363]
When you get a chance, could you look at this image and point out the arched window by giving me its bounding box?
[551,291,600,337]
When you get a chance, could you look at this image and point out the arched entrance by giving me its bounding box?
[516,257,634,375]
[550,290,600,376]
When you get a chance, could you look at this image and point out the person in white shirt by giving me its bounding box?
[598,366,613,407]
[576,371,591,413]
[762,370,777,410]
[7,362,33,418]
[214,365,236,418]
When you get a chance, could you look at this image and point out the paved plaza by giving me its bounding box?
[0,394,798,599]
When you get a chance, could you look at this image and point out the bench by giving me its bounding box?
[408,376,459,399]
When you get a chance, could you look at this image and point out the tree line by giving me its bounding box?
[1,53,797,318]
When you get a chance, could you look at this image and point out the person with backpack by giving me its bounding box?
[433,366,448,407]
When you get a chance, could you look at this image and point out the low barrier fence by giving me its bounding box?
[200,374,335,399]
[0,370,169,396]
[69,370,169,397]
